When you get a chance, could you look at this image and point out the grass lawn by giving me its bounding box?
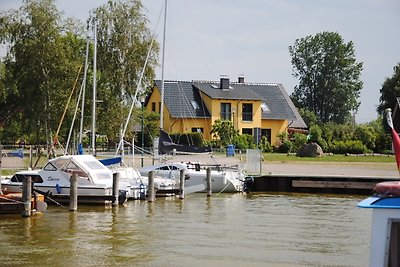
[261,153,396,163]
[214,151,395,163]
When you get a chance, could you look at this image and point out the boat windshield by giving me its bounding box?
[51,158,70,170]
[63,161,88,178]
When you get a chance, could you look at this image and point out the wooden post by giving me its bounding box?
[21,176,32,217]
[69,173,78,211]
[179,169,185,199]
[112,172,120,206]
[206,167,212,197]
[147,171,155,202]
[0,143,2,194]
[29,145,33,169]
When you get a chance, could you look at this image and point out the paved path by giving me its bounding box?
[132,153,399,179]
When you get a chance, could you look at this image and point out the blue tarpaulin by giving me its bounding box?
[99,157,122,166]
[7,149,24,158]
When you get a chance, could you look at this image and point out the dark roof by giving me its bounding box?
[244,83,307,129]
[153,79,307,129]
[154,80,210,118]
[192,81,262,100]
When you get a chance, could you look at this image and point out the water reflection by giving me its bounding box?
[0,193,370,267]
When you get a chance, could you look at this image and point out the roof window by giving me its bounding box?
[191,100,200,110]
[261,102,270,112]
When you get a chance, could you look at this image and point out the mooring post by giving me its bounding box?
[179,169,185,199]
[206,167,212,197]
[21,176,32,217]
[147,171,155,202]
[29,145,33,169]
[0,143,2,194]
[112,172,120,206]
[69,173,78,211]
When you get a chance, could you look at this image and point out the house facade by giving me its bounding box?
[145,76,307,145]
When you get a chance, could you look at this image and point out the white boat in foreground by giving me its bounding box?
[358,181,400,267]
[139,161,244,193]
[1,155,138,204]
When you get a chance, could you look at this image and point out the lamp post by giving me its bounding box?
[140,96,145,167]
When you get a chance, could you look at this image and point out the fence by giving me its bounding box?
[0,145,47,170]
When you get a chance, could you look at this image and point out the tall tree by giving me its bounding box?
[0,0,85,144]
[289,31,363,124]
[377,63,400,114]
[376,63,400,133]
[91,0,159,141]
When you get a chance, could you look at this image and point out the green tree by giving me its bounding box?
[377,62,400,130]
[0,0,85,144]
[92,0,159,142]
[289,31,363,124]
[298,108,318,127]
[210,119,238,147]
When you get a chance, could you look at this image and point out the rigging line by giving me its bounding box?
[65,71,85,154]
[116,1,165,155]
[53,64,83,147]
[160,0,168,130]
[177,83,208,145]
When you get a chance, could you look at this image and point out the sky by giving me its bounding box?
[1,0,399,123]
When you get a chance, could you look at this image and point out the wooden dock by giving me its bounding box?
[245,174,399,195]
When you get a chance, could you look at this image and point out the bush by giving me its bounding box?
[170,132,204,146]
[328,140,367,154]
[259,136,273,152]
[291,133,307,152]
[354,125,376,151]
[309,125,328,151]
[233,134,256,150]
[274,139,293,153]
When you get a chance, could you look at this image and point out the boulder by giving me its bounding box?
[296,142,323,157]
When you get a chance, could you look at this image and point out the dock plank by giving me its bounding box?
[292,180,377,189]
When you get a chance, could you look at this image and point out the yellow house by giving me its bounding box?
[145,76,307,145]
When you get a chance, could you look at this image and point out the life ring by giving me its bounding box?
[374,181,400,196]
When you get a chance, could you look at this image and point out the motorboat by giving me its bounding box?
[139,161,244,193]
[1,155,132,204]
[358,181,400,267]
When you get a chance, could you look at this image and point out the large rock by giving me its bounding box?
[296,142,323,157]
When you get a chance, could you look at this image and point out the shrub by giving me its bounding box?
[274,139,293,153]
[233,134,256,150]
[259,136,273,152]
[170,132,204,146]
[291,133,307,152]
[328,140,367,154]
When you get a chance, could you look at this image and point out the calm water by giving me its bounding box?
[0,193,371,267]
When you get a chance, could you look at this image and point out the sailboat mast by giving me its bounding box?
[79,35,90,144]
[92,18,97,156]
[159,0,167,130]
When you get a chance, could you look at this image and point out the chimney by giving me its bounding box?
[220,75,229,90]
[238,75,244,83]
